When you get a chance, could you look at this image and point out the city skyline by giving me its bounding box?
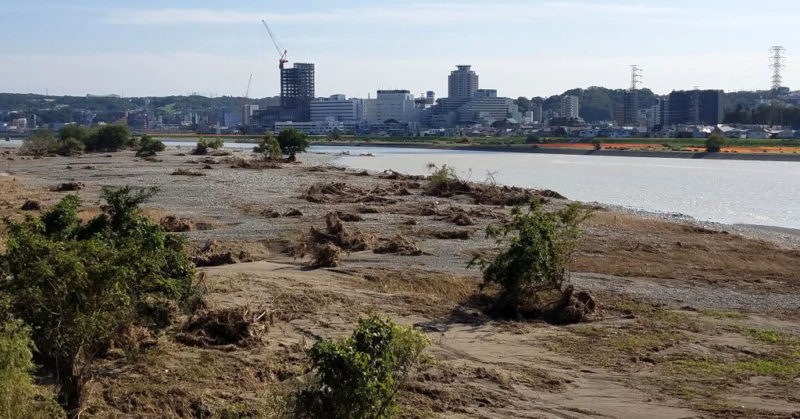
[1,0,799,98]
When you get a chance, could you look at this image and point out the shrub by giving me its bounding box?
[56,137,85,156]
[0,305,37,418]
[84,125,131,152]
[276,128,310,161]
[253,133,282,161]
[295,315,430,418]
[470,200,591,317]
[426,164,470,197]
[136,135,166,157]
[137,135,165,156]
[705,133,725,152]
[591,138,602,151]
[19,128,58,156]
[1,187,196,413]
[58,125,92,144]
[192,138,224,155]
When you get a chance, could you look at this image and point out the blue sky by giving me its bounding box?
[1,0,798,98]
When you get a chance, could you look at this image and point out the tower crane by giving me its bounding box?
[262,19,288,69]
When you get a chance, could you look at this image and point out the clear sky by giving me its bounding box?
[1,0,798,99]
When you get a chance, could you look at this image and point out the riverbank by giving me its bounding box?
[316,141,800,162]
[1,147,798,417]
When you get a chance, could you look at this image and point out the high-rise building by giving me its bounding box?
[242,104,259,126]
[281,63,315,121]
[667,90,724,125]
[372,90,418,123]
[560,95,580,119]
[448,65,479,100]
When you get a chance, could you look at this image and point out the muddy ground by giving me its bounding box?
[1,146,799,418]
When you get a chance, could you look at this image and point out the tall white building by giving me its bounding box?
[560,95,580,119]
[311,95,363,123]
[364,90,419,123]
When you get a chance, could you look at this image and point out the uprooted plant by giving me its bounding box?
[469,200,594,321]
[294,315,430,419]
[0,187,198,415]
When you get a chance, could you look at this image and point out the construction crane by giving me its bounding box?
[243,73,253,100]
[262,19,288,69]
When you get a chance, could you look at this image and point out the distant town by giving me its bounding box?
[2,58,799,141]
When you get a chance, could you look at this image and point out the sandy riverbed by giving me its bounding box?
[1,146,798,418]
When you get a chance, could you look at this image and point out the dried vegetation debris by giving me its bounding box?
[175,306,271,349]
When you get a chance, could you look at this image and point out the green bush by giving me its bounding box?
[591,138,603,151]
[136,135,166,157]
[295,315,430,419]
[192,138,224,155]
[705,133,725,152]
[56,137,85,156]
[1,187,196,414]
[0,306,37,418]
[426,164,470,197]
[84,125,131,152]
[58,125,92,144]
[19,128,58,156]
[470,200,591,317]
[276,128,310,160]
[253,133,282,161]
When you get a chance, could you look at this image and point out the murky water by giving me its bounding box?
[316,146,800,229]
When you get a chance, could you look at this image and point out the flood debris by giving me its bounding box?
[302,182,397,205]
[52,181,85,192]
[373,234,423,256]
[20,199,41,211]
[160,215,195,232]
[310,243,342,268]
[175,306,270,349]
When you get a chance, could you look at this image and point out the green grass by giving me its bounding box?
[699,309,746,320]
[738,327,799,346]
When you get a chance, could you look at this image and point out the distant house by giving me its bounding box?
[716,125,746,139]
[746,128,770,139]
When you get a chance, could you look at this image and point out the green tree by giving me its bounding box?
[705,133,726,152]
[470,200,591,317]
[19,128,58,156]
[58,125,92,144]
[326,128,342,141]
[276,128,310,161]
[296,315,429,419]
[591,138,603,151]
[0,304,38,418]
[1,187,196,414]
[191,137,224,155]
[253,133,282,161]
[136,135,166,157]
[84,124,131,152]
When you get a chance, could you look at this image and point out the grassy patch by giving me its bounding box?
[699,308,746,320]
[609,331,682,355]
[666,357,800,380]
[740,327,799,346]
[514,367,566,392]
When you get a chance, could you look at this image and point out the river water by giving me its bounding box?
[312,145,800,230]
[4,140,798,229]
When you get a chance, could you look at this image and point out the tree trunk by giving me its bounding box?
[56,358,85,418]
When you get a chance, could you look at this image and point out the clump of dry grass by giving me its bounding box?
[373,235,423,256]
[171,168,205,177]
[175,306,271,349]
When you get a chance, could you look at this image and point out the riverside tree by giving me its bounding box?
[295,315,430,418]
[470,200,591,317]
[253,132,282,161]
[276,128,310,161]
[705,133,726,152]
[0,187,197,415]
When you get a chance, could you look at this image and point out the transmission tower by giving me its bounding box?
[624,65,642,125]
[769,46,786,127]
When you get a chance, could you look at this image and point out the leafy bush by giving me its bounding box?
[0,187,196,413]
[58,125,92,144]
[0,305,37,418]
[56,137,85,156]
[84,124,131,152]
[295,315,430,419]
[470,200,591,317]
[276,128,310,160]
[591,138,603,151]
[705,133,725,152]
[253,133,282,161]
[136,135,166,157]
[192,138,223,155]
[19,128,58,156]
[426,164,470,197]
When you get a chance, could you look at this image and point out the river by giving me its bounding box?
[311,145,800,230]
